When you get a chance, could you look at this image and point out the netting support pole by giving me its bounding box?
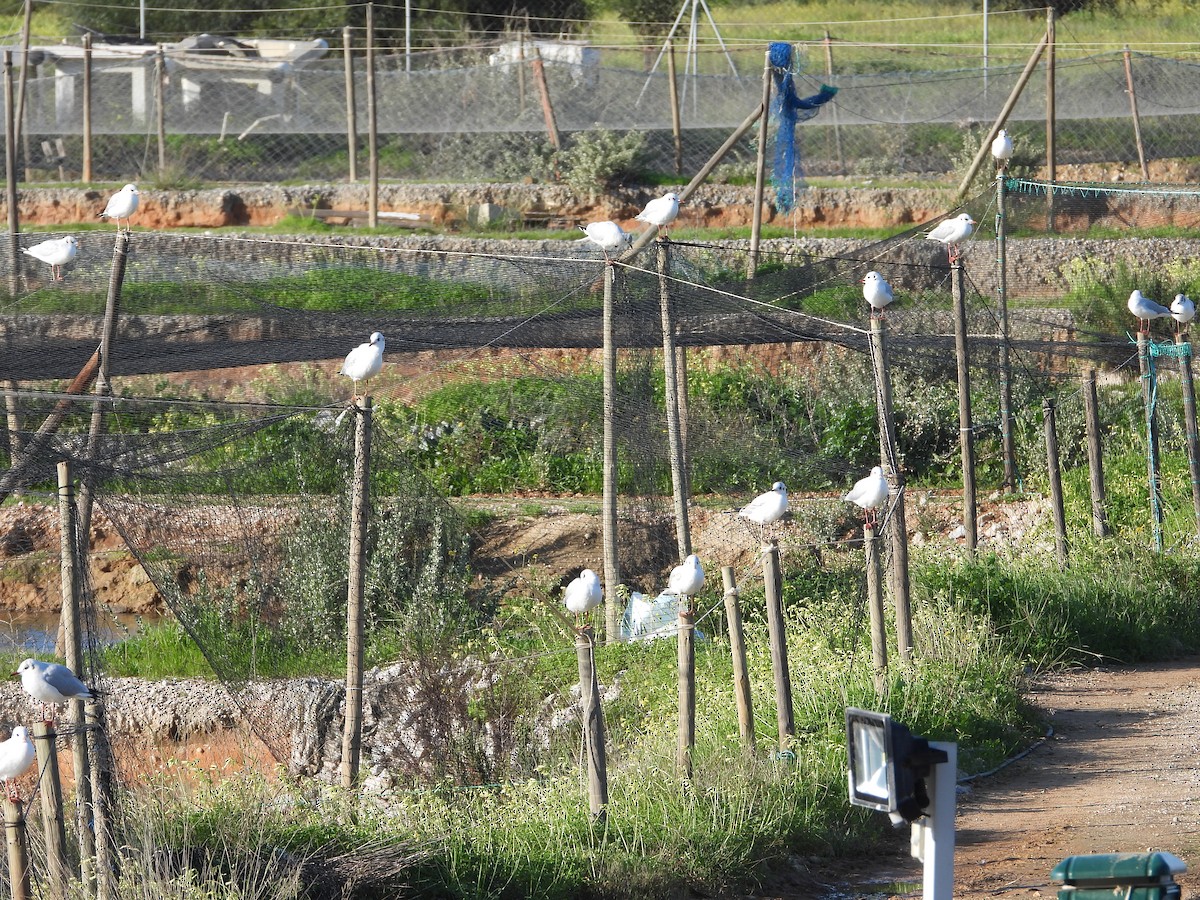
[5,51,20,298]
[1175,333,1200,538]
[996,173,1017,492]
[952,262,978,553]
[3,799,29,900]
[869,314,912,660]
[574,626,607,822]
[747,49,771,281]
[864,521,887,699]
[33,721,69,899]
[667,41,682,176]
[81,34,92,183]
[15,0,30,183]
[343,27,357,183]
[57,461,95,894]
[1045,7,1056,232]
[1042,398,1068,566]
[675,345,690,498]
[721,566,755,754]
[154,49,166,176]
[822,31,843,175]
[762,540,794,755]
[601,263,621,643]
[342,397,372,790]
[676,595,695,780]
[1122,47,1149,181]
[657,239,691,559]
[530,50,561,150]
[1082,369,1109,539]
[366,3,378,229]
[1137,331,1164,553]
[85,699,115,900]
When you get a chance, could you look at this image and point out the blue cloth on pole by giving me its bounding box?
[768,41,837,213]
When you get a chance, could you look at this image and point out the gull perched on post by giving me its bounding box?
[13,657,92,722]
[99,183,138,232]
[739,481,788,543]
[924,213,975,264]
[22,235,77,281]
[1128,290,1173,334]
[339,331,385,402]
[991,129,1014,169]
[635,192,680,236]
[862,271,894,315]
[0,727,34,801]
[1171,293,1195,331]
[579,221,632,260]
[844,466,890,528]
[664,554,705,599]
[563,568,603,628]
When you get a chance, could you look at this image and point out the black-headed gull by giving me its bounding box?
[1171,293,1195,329]
[739,481,788,542]
[664,554,704,598]
[22,235,78,281]
[563,568,602,627]
[862,271,894,313]
[635,192,680,234]
[924,213,975,264]
[1128,290,1172,334]
[99,183,138,232]
[14,657,92,722]
[579,221,632,259]
[844,466,890,527]
[339,331,385,401]
[991,129,1014,166]
[0,727,34,801]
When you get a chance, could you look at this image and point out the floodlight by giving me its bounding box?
[846,708,949,825]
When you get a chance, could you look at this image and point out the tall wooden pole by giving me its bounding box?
[952,262,978,551]
[675,345,690,499]
[530,52,561,150]
[33,721,69,897]
[1045,8,1056,232]
[574,627,608,821]
[996,173,1017,491]
[343,27,358,183]
[1176,332,1200,538]
[762,540,794,753]
[1082,369,1109,539]
[667,41,682,176]
[341,397,372,788]
[3,798,29,900]
[721,566,755,754]
[15,0,31,183]
[657,240,691,559]
[1043,398,1068,565]
[676,595,695,780]
[864,522,887,698]
[822,31,844,174]
[154,49,166,175]
[747,49,772,281]
[1137,332,1164,553]
[5,51,20,297]
[602,264,621,642]
[366,3,378,228]
[869,314,912,660]
[82,34,93,183]
[1122,46,1150,181]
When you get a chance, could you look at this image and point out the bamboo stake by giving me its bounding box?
[1043,398,1068,565]
[996,173,1017,491]
[601,264,621,642]
[952,261,977,552]
[864,522,887,698]
[3,798,29,900]
[1082,369,1109,538]
[1137,332,1164,553]
[677,596,695,779]
[574,627,608,821]
[667,41,682,176]
[721,566,755,754]
[747,49,771,280]
[366,3,378,228]
[1122,47,1149,181]
[761,540,793,753]
[33,722,69,898]
[343,27,357,183]
[657,240,691,558]
[82,34,92,183]
[341,397,372,788]
[1175,332,1200,537]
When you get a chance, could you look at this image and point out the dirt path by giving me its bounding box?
[803,658,1200,899]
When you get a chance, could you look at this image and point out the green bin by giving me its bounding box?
[1052,852,1187,900]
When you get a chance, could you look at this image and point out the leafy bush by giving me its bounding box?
[561,130,648,199]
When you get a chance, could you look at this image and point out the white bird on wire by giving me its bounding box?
[578,221,632,260]
[635,192,680,236]
[563,568,603,628]
[98,183,138,232]
[13,657,92,722]
[664,554,705,599]
[22,236,78,282]
[739,481,788,543]
[861,271,894,315]
[924,213,976,264]
[1171,293,1195,330]
[0,727,34,801]
[1128,289,1173,334]
[991,129,1014,167]
[843,466,890,528]
[339,331,385,402]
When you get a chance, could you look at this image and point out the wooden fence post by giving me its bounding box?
[1122,46,1149,181]
[677,596,695,779]
[33,721,69,898]
[81,33,92,183]
[667,41,682,176]
[864,522,887,698]
[657,240,691,558]
[996,172,1017,491]
[341,397,372,788]
[3,798,29,900]
[5,51,20,296]
[952,261,977,552]
[747,49,771,281]
[154,48,166,175]
[1043,398,1068,565]
[602,264,621,642]
[575,626,608,821]
[822,31,844,174]
[761,540,794,754]
[343,26,357,183]
[366,2,378,228]
[530,51,561,150]
[1174,332,1200,538]
[1137,332,1164,552]
[721,566,755,754]
[1082,369,1109,538]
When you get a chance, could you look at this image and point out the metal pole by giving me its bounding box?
[1082,369,1109,539]
[996,173,1017,491]
[952,262,977,552]
[343,27,357,183]
[747,49,771,280]
[82,34,93,183]
[341,397,371,788]
[366,2,378,228]
[721,566,755,754]
[601,264,621,642]
[1043,398,1068,565]
[1176,332,1200,538]
[1137,332,1164,553]
[1123,46,1150,181]
[657,240,691,558]
[667,41,682,176]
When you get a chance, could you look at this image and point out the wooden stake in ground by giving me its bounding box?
[761,540,794,754]
[667,41,682,176]
[342,397,372,789]
[343,27,357,183]
[154,49,166,175]
[32,721,69,897]
[677,596,695,779]
[1174,331,1200,538]
[81,34,92,183]
[601,264,622,642]
[1043,398,1068,566]
[1122,46,1149,181]
[1082,369,1109,539]
[721,566,755,754]
[530,50,561,150]
[952,261,977,552]
[5,51,20,297]
[574,626,608,822]
[864,522,887,698]
[3,798,30,900]
[995,173,1017,492]
[1136,331,1164,553]
[747,49,772,281]
[366,3,379,228]
[657,239,691,559]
